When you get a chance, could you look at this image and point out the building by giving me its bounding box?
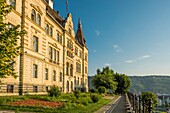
[0,0,88,96]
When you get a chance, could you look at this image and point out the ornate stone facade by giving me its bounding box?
[0,0,88,96]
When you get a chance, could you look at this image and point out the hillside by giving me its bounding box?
[129,76,170,94]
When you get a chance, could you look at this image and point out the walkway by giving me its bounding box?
[105,95,126,113]
[112,95,126,113]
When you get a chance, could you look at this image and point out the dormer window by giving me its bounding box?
[31,9,36,22]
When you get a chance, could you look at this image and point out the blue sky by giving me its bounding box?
[54,0,170,76]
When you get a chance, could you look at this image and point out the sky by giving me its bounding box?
[53,0,170,76]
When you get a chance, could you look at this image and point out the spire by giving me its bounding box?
[78,18,82,28]
[76,18,86,47]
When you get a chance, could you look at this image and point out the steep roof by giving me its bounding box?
[46,5,66,27]
[75,19,86,47]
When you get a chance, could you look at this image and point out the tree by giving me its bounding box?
[0,1,25,80]
[114,73,131,94]
[140,91,158,107]
[92,66,117,92]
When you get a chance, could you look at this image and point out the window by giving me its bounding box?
[57,33,60,42]
[66,62,69,75]
[71,82,73,91]
[53,70,56,81]
[7,85,14,93]
[57,51,59,63]
[45,68,48,80]
[46,86,48,92]
[76,62,81,73]
[33,64,38,78]
[49,46,53,60]
[66,81,69,92]
[46,24,49,34]
[85,66,87,74]
[70,64,73,76]
[78,77,79,85]
[31,9,36,22]
[9,0,16,9]
[60,35,62,44]
[50,27,53,37]
[54,49,56,62]
[33,86,38,92]
[60,72,62,82]
[36,14,41,26]
[33,36,38,52]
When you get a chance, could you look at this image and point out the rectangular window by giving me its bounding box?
[53,70,56,81]
[33,64,38,78]
[60,72,62,82]
[7,85,14,93]
[76,62,81,73]
[57,33,60,42]
[60,35,62,44]
[85,66,87,74]
[46,86,48,92]
[49,46,53,60]
[33,36,38,52]
[57,51,59,63]
[9,0,16,9]
[33,86,38,92]
[54,49,56,62]
[45,68,48,80]
[50,27,53,37]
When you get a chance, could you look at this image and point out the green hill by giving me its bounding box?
[129,76,170,94]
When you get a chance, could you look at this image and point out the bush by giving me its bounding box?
[48,85,61,97]
[91,94,100,103]
[89,89,96,93]
[98,86,106,94]
[74,90,80,99]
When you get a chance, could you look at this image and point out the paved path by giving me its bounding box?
[105,95,126,113]
[111,95,126,113]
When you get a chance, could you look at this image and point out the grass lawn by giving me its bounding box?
[0,93,115,113]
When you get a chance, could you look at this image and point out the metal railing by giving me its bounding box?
[128,92,155,113]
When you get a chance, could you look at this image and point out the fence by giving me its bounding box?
[127,92,155,113]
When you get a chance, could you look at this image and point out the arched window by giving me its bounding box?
[70,64,73,76]
[71,81,73,92]
[66,81,69,92]
[36,14,41,26]
[31,9,36,22]
[66,62,69,75]
[46,24,49,34]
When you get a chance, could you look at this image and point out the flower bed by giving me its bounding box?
[7,99,63,108]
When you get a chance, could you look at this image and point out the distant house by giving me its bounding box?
[157,94,170,106]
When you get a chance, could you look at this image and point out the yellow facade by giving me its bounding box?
[0,0,88,95]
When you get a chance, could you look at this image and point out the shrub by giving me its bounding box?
[48,85,61,97]
[89,89,96,93]
[91,94,100,103]
[98,86,106,94]
[74,90,80,99]
[0,98,6,105]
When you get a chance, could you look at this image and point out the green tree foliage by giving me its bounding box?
[98,86,106,94]
[141,91,158,107]
[74,90,80,99]
[48,85,61,97]
[129,76,170,94]
[114,73,131,94]
[92,66,117,92]
[0,1,25,80]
